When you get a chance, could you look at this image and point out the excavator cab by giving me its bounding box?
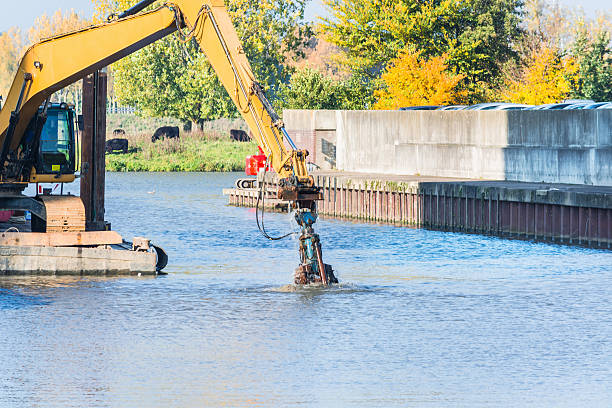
[35,103,77,176]
[18,102,79,184]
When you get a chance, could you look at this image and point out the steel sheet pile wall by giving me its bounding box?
[226,174,611,248]
[312,175,612,249]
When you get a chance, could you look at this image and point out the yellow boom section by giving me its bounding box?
[0,0,309,181]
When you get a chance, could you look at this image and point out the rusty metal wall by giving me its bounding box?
[226,176,612,249]
[311,176,611,249]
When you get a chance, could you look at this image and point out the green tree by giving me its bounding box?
[320,0,524,102]
[570,28,612,101]
[276,68,340,110]
[319,0,418,79]
[337,75,376,109]
[93,0,311,126]
[275,67,374,111]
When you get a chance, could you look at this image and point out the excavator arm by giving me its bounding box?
[0,0,336,285]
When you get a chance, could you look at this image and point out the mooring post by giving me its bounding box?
[81,70,108,231]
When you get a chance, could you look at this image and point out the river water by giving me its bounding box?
[1,172,611,407]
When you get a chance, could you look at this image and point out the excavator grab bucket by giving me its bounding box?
[293,209,337,285]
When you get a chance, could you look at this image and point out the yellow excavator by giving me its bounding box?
[0,0,336,285]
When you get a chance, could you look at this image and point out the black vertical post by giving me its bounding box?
[80,71,107,231]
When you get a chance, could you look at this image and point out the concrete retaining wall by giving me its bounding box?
[283,109,612,186]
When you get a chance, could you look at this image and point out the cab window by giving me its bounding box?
[39,109,74,173]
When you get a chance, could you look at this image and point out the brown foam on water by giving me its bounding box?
[266,283,326,293]
[264,282,373,294]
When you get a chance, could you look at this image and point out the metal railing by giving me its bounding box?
[107,105,139,114]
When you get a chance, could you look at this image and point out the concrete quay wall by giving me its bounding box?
[284,109,612,186]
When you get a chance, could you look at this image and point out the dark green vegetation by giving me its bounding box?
[111,0,312,125]
[570,29,612,102]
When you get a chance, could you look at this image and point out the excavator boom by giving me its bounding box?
[0,0,336,285]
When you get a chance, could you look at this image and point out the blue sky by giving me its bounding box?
[0,0,609,32]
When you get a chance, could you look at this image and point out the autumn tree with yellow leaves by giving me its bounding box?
[502,45,578,105]
[28,9,88,43]
[0,10,88,108]
[321,0,524,103]
[374,49,466,110]
[31,10,90,107]
[0,28,23,102]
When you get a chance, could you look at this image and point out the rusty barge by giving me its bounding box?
[0,217,167,276]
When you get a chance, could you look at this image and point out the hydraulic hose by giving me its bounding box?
[255,172,295,241]
[116,0,157,19]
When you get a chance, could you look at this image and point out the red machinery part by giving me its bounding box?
[245,147,267,176]
[0,210,13,222]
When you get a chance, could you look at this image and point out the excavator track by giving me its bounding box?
[38,195,86,233]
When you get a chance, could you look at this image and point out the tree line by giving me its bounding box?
[1,0,610,123]
[0,10,90,109]
[314,0,611,109]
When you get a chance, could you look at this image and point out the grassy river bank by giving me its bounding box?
[104,114,256,172]
[105,132,257,172]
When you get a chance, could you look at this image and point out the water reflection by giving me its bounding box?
[0,288,51,310]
